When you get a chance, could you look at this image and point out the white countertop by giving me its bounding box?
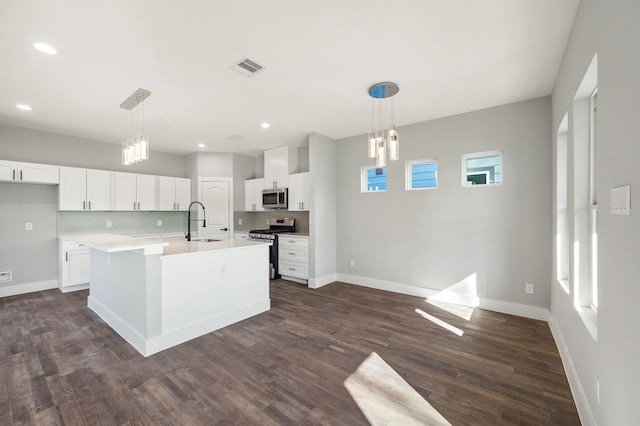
[59,233,267,257]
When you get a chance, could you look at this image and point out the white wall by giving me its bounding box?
[309,132,337,286]
[550,1,640,424]
[335,97,552,311]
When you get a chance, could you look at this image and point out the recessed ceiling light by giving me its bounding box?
[260,122,270,129]
[197,143,206,148]
[16,104,32,111]
[33,42,58,55]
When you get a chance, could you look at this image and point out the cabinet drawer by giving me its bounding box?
[279,246,308,263]
[278,236,309,247]
[279,260,308,279]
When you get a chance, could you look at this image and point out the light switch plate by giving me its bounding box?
[611,185,631,215]
[25,222,33,231]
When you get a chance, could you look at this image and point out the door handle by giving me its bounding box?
[220,228,228,231]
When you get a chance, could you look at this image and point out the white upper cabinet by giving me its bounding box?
[112,172,156,211]
[263,146,299,189]
[0,160,59,184]
[157,176,191,211]
[244,178,265,212]
[288,172,310,212]
[59,167,111,211]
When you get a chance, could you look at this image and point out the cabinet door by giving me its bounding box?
[300,173,310,211]
[59,167,87,210]
[86,169,111,210]
[113,172,137,211]
[175,178,191,211]
[263,149,279,189]
[136,174,156,211]
[65,249,90,285]
[288,173,303,211]
[157,176,177,210]
[18,162,59,184]
[244,178,265,211]
[0,160,17,181]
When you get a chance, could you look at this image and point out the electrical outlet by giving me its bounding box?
[525,283,535,294]
[25,222,33,231]
[238,218,243,225]
[0,271,12,284]
[157,220,162,227]
[594,375,600,404]
[350,259,355,268]
[106,220,112,228]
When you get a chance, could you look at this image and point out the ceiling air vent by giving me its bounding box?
[226,134,247,142]
[230,57,265,77]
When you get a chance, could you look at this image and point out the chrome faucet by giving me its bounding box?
[186,201,206,241]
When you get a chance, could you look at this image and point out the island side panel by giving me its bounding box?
[87,248,158,353]
[155,244,270,352]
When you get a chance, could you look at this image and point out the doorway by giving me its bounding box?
[199,180,232,240]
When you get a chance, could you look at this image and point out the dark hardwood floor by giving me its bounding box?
[0,280,580,425]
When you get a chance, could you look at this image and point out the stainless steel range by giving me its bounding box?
[248,218,295,279]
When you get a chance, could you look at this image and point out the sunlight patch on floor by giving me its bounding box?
[344,352,452,426]
[415,308,464,337]
[426,273,479,321]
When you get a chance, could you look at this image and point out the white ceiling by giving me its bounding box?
[0,0,579,157]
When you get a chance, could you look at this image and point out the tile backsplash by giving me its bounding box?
[57,211,187,236]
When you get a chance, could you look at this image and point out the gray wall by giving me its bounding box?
[336,97,552,307]
[550,0,640,424]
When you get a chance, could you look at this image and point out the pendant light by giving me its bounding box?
[120,88,151,165]
[367,82,400,167]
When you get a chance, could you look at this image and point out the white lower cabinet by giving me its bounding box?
[278,236,309,282]
[59,240,90,292]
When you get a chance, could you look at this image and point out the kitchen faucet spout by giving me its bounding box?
[186,201,206,241]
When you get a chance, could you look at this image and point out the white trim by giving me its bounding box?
[360,166,387,193]
[405,158,438,191]
[336,273,549,321]
[197,177,234,237]
[0,279,57,298]
[308,273,337,289]
[461,149,503,187]
[548,313,596,426]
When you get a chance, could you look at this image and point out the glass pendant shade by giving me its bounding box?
[120,88,151,165]
[375,142,386,168]
[139,134,150,160]
[368,133,376,158]
[388,125,399,161]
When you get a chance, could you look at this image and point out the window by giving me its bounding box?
[572,53,598,340]
[406,159,437,190]
[462,150,502,186]
[361,166,387,192]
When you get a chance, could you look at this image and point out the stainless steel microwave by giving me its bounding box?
[262,188,288,209]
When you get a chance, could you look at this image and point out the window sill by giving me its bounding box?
[557,279,570,295]
[575,305,598,342]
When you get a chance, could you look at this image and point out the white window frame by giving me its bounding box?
[589,87,598,312]
[461,150,503,187]
[405,158,438,191]
[361,166,387,193]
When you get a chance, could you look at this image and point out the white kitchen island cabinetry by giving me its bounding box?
[59,167,111,210]
[244,178,265,211]
[288,172,310,211]
[112,172,156,211]
[279,235,309,283]
[157,176,191,211]
[75,234,269,357]
[0,160,59,184]
[263,146,298,189]
[58,239,90,292]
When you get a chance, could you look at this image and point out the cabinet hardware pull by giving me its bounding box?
[134,202,136,210]
[20,170,23,181]
[288,268,295,271]
[138,202,140,210]
[177,203,179,210]
[83,201,86,210]
[65,252,68,262]
[88,201,91,210]
[289,252,295,255]
[12,169,16,180]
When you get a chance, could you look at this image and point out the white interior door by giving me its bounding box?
[201,181,230,240]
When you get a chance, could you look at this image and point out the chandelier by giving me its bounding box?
[367,82,399,168]
[120,88,151,165]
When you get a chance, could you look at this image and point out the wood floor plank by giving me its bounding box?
[0,280,580,425]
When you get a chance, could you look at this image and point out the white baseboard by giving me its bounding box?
[309,273,337,289]
[548,314,596,426]
[336,273,549,321]
[89,295,270,357]
[0,279,58,298]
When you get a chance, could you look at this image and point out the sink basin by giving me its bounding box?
[192,238,221,243]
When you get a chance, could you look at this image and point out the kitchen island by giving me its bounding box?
[67,234,269,357]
